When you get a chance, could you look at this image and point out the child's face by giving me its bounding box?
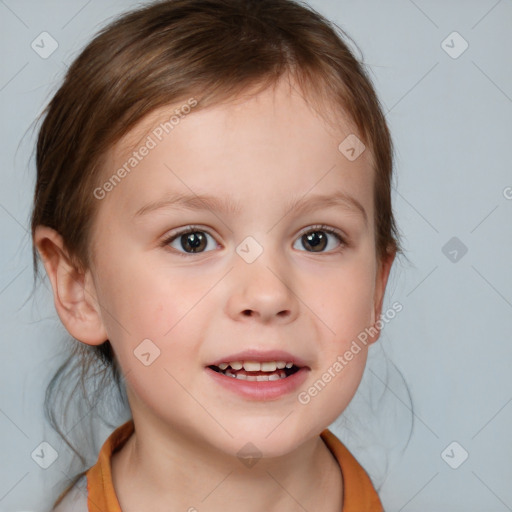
[86,77,394,457]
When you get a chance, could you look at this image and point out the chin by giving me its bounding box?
[217,419,311,460]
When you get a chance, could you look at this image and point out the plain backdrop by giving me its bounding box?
[1,1,511,511]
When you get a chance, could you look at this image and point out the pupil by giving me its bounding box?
[304,231,326,252]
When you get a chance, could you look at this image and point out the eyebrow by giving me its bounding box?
[134,190,368,226]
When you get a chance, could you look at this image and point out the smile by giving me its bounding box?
[208,360,301,381]
[205,361,309,401]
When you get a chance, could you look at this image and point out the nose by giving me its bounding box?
[225,250,299,324]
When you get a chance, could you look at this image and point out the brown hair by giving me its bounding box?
[31,0,402,507]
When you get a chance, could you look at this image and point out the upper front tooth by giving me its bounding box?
[243,361,261,371]
[219,360,296,371]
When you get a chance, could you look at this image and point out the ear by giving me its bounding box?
[33,226,108,346]
[367,249,396,345]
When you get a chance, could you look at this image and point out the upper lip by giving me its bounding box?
[208,349,309,368]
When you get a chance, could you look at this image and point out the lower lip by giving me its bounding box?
[205,366,310,401]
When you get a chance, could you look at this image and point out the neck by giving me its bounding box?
[111,418,343,512]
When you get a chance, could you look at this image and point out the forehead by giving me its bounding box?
[112,76,369,165]
[95,78,374,224]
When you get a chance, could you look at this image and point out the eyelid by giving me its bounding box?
[296,224,346,241]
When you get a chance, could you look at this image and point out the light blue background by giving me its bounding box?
[1,1,511,510]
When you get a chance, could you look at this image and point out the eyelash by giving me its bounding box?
[161,224,346,258]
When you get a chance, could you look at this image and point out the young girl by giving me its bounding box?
[32,0,401,510]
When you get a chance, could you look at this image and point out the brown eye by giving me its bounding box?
[165,228,216,255]
[302,231,327,252]
[179,231,207,253]
[294,226,344,253]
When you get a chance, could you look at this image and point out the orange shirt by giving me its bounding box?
[83,419,383,512]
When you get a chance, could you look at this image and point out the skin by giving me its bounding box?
[35,75,395,511]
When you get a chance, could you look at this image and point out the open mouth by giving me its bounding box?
[208,362,302,381]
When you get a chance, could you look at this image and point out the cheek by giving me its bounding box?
[94,254,212,369]
[297,339,369,430]
[95,254,192,335]
[310,256,376,417]
[306,254,377,338]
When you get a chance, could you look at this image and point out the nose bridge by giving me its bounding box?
[227,234,298,322]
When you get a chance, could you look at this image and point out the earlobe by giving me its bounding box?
[368,249,396,345]
[33,226,108,346]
